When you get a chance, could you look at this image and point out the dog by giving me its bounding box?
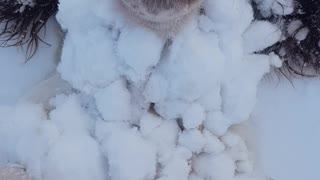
[1,0,317,179]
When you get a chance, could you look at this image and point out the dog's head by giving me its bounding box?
[120,0,202,23]
[119,0,202,36]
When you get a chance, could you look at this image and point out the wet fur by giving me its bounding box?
[0,0,59,60]
[253,0,320,77]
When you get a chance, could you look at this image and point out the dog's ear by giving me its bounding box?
[0,0,59,60]
[254,0,320,77]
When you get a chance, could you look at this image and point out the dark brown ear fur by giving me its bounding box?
[0,0,58,60]
[253,0,320,77]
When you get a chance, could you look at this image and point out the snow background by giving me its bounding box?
[0,0,319,180]
[252,77,320,180]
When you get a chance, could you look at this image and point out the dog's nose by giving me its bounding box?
[120,0,202,23]
[118,0,202,37]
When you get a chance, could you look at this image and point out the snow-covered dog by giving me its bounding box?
[0,0,299,180]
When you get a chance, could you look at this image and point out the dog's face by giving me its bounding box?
[120,0,202,23]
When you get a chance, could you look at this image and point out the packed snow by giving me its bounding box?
[0,0,318,180]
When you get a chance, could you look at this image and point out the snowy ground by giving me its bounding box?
[252,77,320,180]
[0,0,319,180]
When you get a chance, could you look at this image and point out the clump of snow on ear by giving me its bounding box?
[182,103,205,129]
[94,80,132,122]
[287,20,303,36]
[253,0,294,18]
[294,28,310,41]
[116,26,164,83]
[243,21,282,54]
[193,153,235,180]
[286,20,310,41]
[271,0,294,15]
[98,125,157,180]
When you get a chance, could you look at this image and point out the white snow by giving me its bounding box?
[116,26,164,83]
[178,129,205,153]
[182,103,205,130]
[94,80,132,122]
[97,123,157,180]
[243,21,281,53]
[193,153,236,180]
[252,78,320,180]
